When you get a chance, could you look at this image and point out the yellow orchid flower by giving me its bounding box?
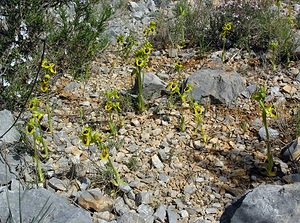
[149,21,156,28]
[92,131,103,144]
[184,84,192,93]
[40,81,49,93]
[135,57,145,67]
[32,111,44,123]
[43,74,50,83]
[143,28,149,36]
[194,102,203,114]
[116,35,125,45]
[100,146,109,160]
[167,81,180,94]
[265,105,276,118]
[105,101,113,112]
[223,22,232,31]
[42,60,50,69]
[81,126,92,146]
[49,63,57,74]
[143,46,151,55]
[114,102,121,112]
[29,97,39,111]
[26,118,36,135]
[175,62,183,72]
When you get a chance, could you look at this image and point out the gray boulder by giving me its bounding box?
[220,183,300,223]
[0,109,20,145]
[0,188,92,223]
[186,68,245,104]
[133,72,166,100]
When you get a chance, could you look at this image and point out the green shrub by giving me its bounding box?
[48,0,112,79]
[0,0,112,109]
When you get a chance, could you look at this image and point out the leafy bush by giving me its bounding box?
[48,0,112,79]
[0,0,112,109]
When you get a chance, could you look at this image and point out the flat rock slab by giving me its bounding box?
[186,68,245,104]
[220,183,300,223]
[0,109,20,145]
[0,188,92,223]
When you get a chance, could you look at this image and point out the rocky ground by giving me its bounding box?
[1,1,300,223]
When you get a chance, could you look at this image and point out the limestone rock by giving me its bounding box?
[0,188,92,223]
[78,189,113,212]
[133,72,166,100]
[186,68,245,104]
[220,183,300,223]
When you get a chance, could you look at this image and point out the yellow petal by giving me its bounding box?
[26,123,35,134]
[100,147,109,160]
[40,81,49,93]
[49,63,57,74]
[43,74,50,82]
[42,60,50,69]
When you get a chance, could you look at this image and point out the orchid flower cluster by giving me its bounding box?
[40,60,56,93]
[81,126,125,187]
[192,102,207,143]
[116,33,137,60]
[41,59,57,133]
[132,22,156,111]
[220,22,232,62]
[167,77,192,132]
[26,97,49,183]
[104,89,121,137]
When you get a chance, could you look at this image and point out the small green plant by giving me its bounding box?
[252,86,277,176]
[173,0,189,47]
[48,0,112,79]
[116,33,137,61]
[26,97,49,183]
[167,81,192,132]
[111,33,137,76]
[80,126,126,188]
[126,155,139,171]
[192,102,207,143]
[104,89,122,137]
[132,22,156,111]
[220,22,232,62]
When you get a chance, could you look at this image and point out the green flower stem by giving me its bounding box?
[33,135,44,183]
[108,156,125,186]
[137,67,145,111]
[262,108,274,176]
[179,92,185,132]
[36,122,49,159]
[40,134,48,159]
[222,38,226,63]
[181,21,185,47]
[108,113,117,137]
[179,112,185,132]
